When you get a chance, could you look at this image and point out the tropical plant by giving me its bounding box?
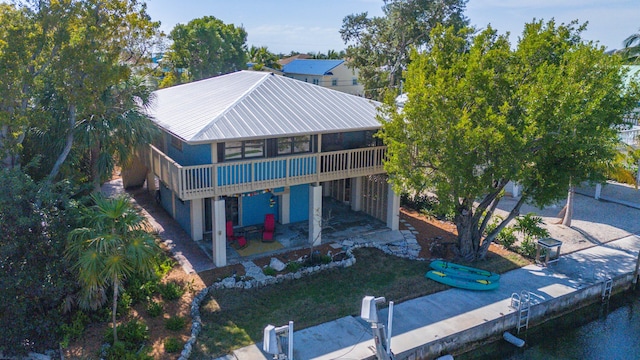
[248,45,282,71]
[66,193,161,344]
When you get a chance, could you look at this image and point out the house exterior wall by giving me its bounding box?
[241,191,279,226]
[290,184,310,223]
[174,197,192,237]
[285,63,363,96]
[165,132,212,166]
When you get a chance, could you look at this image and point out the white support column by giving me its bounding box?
[190,198,204,241]
[280,191,291,225]
[351,177,363,212]
[512,183,521,198]
[146,171,157,193]
[211,198,227,267]
[386,183,400,231]
[595,183,602,200]
[309,184,323,246]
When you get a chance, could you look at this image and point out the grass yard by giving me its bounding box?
[193,246,530,358]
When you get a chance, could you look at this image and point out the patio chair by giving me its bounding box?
[262,214,275,242]
[226,221,247,249]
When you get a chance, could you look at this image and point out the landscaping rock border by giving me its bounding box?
[179,227,422,359]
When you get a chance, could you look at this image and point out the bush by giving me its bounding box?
[125,273,160,305]
[104,319,149,345]
[104,341,153,360]
[513,213,549,242]
[165,316,187,331]
[519,238,538,259]
[496,227,518,248]
[59,311,89,348]
[286,261,302,273]
[263,266,277,276]
[158,282,185,301]
[146,300,163,318]
[117,292,133,317]
[164,337,184,353]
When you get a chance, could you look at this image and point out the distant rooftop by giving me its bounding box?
[282,59,344,76]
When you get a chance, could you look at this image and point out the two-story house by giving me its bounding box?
[134,71,399,266]
[282,59,364,96]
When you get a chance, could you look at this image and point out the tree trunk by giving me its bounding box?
[112,277,119,344]
[561,185,574,227]
[47,104,76,184]
[456,209,480,262]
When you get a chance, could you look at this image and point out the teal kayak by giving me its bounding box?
[425,270,499,291]
[429,260,500,282]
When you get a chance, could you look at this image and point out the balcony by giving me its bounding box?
[620,126,640,147]
[145,145,387,200]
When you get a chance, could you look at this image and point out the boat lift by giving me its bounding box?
[361,296,395,360]
[263,321,294,360]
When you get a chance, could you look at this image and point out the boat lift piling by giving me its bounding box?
[361,296,395,360]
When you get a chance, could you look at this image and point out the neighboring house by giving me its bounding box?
[282,59,364,96]
[134,71,399,266]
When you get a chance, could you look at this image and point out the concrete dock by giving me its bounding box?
[221,234,640,360]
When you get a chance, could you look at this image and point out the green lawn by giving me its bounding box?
[193,247,530,358]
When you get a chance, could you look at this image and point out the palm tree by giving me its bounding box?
[75,76,159,192]
[247,45,282,71]
[66,193,160,344]
[623,29,640,62]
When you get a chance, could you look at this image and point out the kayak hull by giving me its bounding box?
[430,260,500,282]
[425,270,499,291]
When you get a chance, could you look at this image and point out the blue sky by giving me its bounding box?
[146,0,639,54]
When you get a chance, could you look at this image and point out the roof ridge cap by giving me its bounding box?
[191,71,272,142]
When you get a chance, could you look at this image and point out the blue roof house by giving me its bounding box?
[282,59,364,96]
[134,71,399,266]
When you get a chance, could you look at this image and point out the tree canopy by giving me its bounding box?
[165,15,247,84]
[378,20,640,261]
[340,0,468,99]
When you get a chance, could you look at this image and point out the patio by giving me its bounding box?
[197,196,393,264]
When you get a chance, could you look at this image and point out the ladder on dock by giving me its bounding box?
[602,278,613,303]
[510,291,531,334]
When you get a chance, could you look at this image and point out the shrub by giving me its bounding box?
[104,319,149,345]
[104,341,153,360]
[496,227,518,248]
[116,292,133,317]
[286,261,302,272]
[146,300,163,318]
[125,273,160,305]
[513,213,549,242]
[519,238,538,259]
[263,266,277,276]
[165,316,187,331]
[158,282,185,301]
[59,311,89,348]
[164,337,184,353]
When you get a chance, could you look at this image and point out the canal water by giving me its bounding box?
[457,289,640,360]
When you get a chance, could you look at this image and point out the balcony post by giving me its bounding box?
[190,198,204,241]
[280,190,291,224]
[386,183,400,231]
[211,197,227,267]
[351,176,363,212]
[309,184,323,246]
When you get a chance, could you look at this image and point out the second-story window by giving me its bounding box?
[331,79,338,86]
[277,135,312,155]
[312,78,319,85]
[224,140,265,161]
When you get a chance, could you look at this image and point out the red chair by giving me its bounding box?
[262,214,275,242]
[226,221,247,249]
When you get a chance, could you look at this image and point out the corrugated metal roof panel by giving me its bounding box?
[147,70,381,143]
[282,59,344,76]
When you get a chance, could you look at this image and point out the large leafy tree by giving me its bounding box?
[0,0,160,185]
[66,193,160,344]
[166,15,247,83]
[379,21,640,261]
[0,169,80,355]
[340,0,468,99]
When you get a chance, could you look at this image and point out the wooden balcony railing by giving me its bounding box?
[146,145,387,200]
[620,127,640,146]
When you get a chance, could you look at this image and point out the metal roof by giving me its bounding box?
[148,70,381,143]
[282,59,344,76]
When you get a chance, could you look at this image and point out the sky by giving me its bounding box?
[145,0,640,54]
